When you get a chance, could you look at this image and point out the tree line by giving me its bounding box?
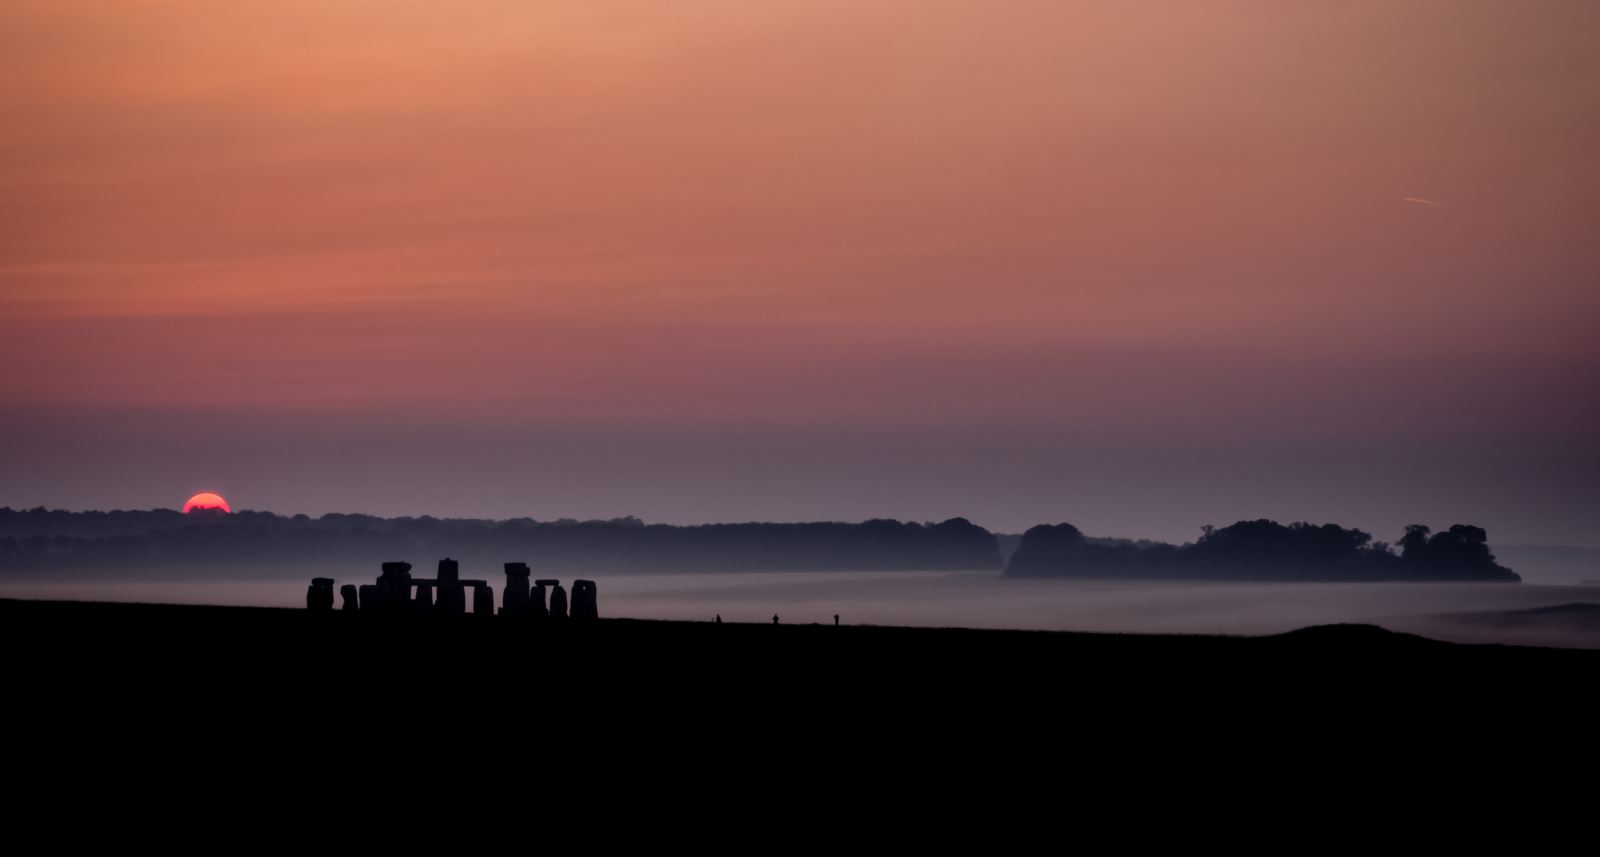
[1005,519,1518,582]
[0,508,1518,581]
[0,508,1001,575]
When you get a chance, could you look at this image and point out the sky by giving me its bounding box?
[2,1,1597,545]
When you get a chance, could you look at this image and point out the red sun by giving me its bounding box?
[183,492,231,513]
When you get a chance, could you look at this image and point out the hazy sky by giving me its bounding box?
[2,2,1596,544]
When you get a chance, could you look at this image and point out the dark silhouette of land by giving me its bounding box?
[8,596,1595,674]
[5,597,1592,712]
[5,595,1593,812]
[0,506,1527,582]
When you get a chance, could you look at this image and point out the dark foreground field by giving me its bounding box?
[7,597,1594,714]
[4,597,1596,818]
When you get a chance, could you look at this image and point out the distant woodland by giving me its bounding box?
[1005,519,1519,582]
[0,508,1000,576]
[0,508,1517,582]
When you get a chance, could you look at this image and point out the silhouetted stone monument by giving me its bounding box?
[436,558,465,615]
[307,577,335,611]
[572,579,598,620]
[327,562,603,622]
[503,562,531,615]
[533,579,557,619]
[377,562,413,610]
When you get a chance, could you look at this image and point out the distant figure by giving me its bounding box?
[715,614,722,624]
[772,614,779,625]
[834,614,839,626]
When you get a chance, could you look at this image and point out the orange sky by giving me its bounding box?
[2,2,1597,541]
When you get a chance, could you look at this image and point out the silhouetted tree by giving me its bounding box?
[1400,524,1432,556]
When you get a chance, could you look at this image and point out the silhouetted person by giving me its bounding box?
[834,614,839,626]
[773,614,779,625]
[715,614,722,624]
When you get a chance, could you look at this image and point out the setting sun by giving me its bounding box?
[183,492,231,513]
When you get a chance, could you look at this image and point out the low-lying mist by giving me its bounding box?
[3,571,1597,649]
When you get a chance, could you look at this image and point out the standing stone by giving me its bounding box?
[530,584,549,619]
[444,586,466,615]
[415,582,435,610]
[472,584,495,616]
[307,578,335,611]
[358,584,377,611]
[437,558,464,614]
[549,583,568,619]
[503,563,531,615]
[571,579,598,620]
[378,562,413,609]
[340,584,359,611]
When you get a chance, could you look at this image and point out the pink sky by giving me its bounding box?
[2,2,1596,543]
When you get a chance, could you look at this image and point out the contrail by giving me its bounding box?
[1402,196,1447,207]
